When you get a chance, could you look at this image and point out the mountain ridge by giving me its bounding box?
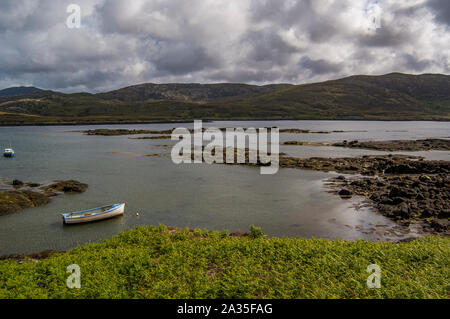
[95,83,293,103]
[0,73,449,124]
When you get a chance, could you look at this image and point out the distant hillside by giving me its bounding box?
[210,73,450,119]
[0,86,43,98]
[95,83,293,102]
[0,73,449,125]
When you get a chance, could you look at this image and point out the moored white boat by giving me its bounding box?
[62,203,125,224]
[3,148,14,158]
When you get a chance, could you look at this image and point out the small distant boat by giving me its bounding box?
[3,148,14,158]
[62,203,125,224]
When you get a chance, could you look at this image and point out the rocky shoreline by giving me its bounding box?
[213,149,448,235]
[327,174,448,235]
[0,226,250,262]
[79,128,232,136]
[224,150,449,235]
[283,138,450,151]
[279,129,368,134]
[0,250,61,263]
[283,141,331,146]
[332,138,450,151]
[278,154,448,175]
[128,136,172,140]
[0,180,88,215]
[80,129,174,136]
[78,128,371,137]
[278,154,449,235]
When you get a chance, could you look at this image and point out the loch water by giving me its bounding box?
[0,120,448,254]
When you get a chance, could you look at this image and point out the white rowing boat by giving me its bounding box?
[62,203,125,224]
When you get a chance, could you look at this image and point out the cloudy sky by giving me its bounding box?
[0,0,449,92]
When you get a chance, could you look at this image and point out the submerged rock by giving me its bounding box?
[430,219,449,232]
[338,189,353,197]
[0,179,88,216]
[25,182,41,188]
[82,129,173,136]
[0,190,50,215]
[332,138,450,152]
[278,154,449,176]
[11,180,24,189]
[40,180,88,196]
[128,136,172,140]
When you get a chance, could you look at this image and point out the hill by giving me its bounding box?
[96,83,292,102]
[210,73,450,120]
[0,86,43,98]
[0,73,449,125]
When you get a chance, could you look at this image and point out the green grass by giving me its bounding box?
[0,225,448,299]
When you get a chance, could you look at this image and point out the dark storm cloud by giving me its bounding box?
[209,68,285,83]
[299,56,344,75]
[248,0,349,43]
[428,0,450,26]
[0,0,448,92]
[249,0,315,28]
[153,42,221,75]
[358,27,414,48]
[241,29,299,66]
[401,53,433,72]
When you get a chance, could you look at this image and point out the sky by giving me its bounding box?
[0,0,449,93]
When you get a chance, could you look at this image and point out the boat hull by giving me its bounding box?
[63,203,125,224]
[3,153,14,158]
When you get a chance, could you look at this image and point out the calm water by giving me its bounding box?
[0,121,449,254]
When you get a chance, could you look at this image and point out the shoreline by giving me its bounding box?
[284,138,450,152]
[0,227,251,259]
[1,118,450,127]
[224,147,449,236]
[0,249,62,262]
[277,154,449,235]
[0,228,428,260]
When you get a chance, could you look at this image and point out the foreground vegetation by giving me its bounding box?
[0,225,448,299]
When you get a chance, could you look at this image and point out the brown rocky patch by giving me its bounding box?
[326,174,449,235]
[40,180,88,196]
[0,179,88,216]
[0,190,50,215]
[332,139,450,152]
[128,136,172,140]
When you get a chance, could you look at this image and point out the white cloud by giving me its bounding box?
[0,0,448,92]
